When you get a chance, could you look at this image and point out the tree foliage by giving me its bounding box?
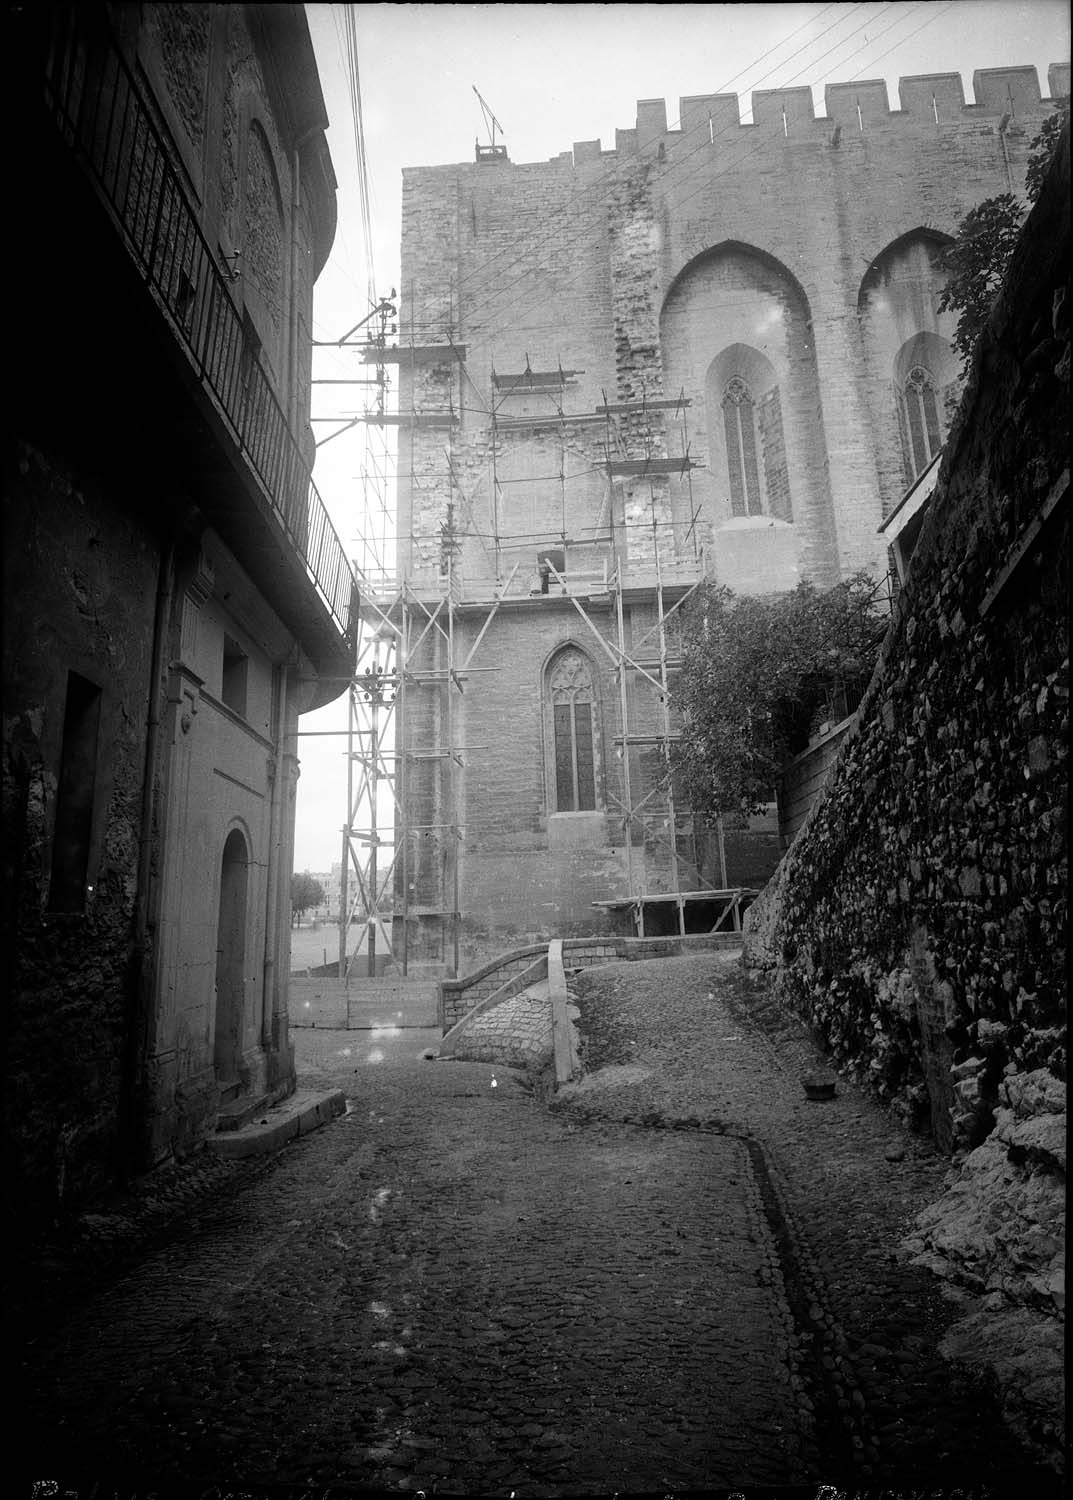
[674,574,887,822]
[291,871,325,926]
[939,101,1068,367]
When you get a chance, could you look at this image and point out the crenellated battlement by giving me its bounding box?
[552,62,1070,165]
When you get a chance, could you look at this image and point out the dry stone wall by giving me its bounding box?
[743,130,1069,1313]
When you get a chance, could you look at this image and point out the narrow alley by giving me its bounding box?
[12,955,1058,1496]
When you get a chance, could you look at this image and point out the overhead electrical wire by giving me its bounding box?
[401,0,860,329]
[404,0,897,332]
[426,2,955,342]
[321,0,958,575]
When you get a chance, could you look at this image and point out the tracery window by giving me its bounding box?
[548,650,597,811]
[901,365,944,478]
[722,377,763,517]
[721,376,793,521]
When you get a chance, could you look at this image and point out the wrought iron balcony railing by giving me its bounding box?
[39,4,355,640]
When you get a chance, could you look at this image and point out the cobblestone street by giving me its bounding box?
[13,954,1060,1496]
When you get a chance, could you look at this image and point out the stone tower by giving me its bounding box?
[379,62,1068,974]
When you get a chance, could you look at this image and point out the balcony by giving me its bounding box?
[29,3,355,657]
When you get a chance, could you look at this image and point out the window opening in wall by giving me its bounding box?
[549,650,597,811]
[49,671,102,913]
[222,635,249,717]
[722,377,764,516]
[537,547,565,594]
[902,365,944,477]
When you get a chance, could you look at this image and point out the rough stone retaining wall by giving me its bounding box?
[743,133,1068,1318]
[440,932,741,1031]
[438,954,547,1051]
[439,992,554,1071]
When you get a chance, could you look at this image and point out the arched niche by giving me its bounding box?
[213,826,250,1085]
[660,242,836,590]
[858,230,960,505]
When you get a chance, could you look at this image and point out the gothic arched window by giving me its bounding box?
[722,377,763,517]
[901,365,944,478]
[548,650,598,812]
[721,375,793,521]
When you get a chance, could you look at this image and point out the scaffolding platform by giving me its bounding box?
[606,457,699,476]
[592,888,759,937]
[361,412,459,428]
[361,344,467,364]
[493,368,582,389]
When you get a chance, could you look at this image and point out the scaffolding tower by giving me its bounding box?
[329,308,739,977]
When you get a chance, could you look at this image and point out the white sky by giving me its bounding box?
[293,0,1069,874]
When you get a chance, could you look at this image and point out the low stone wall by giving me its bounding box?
[440,992,554,1070]
[440,931,741,1031]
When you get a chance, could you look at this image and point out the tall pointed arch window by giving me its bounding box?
[718,371,793,521]
[548,649,598,811]
[722,377,763,517]
[901,365,943,477]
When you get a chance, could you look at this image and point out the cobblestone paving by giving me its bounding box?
[12,963,1061,1496]
[556,952,1061,1492]
[15,1023,806,1494]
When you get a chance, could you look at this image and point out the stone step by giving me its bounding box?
[215,1093,270,1133]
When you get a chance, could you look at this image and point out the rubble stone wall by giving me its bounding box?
[743,131,1069,1313]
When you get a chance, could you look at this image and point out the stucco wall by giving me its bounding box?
[6,2,340,1216]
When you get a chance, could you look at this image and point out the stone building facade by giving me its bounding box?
[387,63,1068,974]
[3,3,352,1218]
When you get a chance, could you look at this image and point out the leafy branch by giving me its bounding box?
[939,101,1068,367]
[673,574,887,822]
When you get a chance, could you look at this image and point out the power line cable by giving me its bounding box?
[406,1,893,331]
[445,3,950,342]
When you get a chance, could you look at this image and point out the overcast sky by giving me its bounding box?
[293,1,1069,875]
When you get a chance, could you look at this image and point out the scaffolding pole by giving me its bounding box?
[337,310,732,974]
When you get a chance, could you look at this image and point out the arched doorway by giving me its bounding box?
[214,828,249,1085]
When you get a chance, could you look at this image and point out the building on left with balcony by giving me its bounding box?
[3,3,355,1223]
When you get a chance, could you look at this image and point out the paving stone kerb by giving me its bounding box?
[206,1088,346,1160]
[548,939,581,1084]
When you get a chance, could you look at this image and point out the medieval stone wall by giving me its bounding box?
[394,64,1067,971]
[743,127,1067,1141]
[742,128,1068,1328]
[399,65,1068,597]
